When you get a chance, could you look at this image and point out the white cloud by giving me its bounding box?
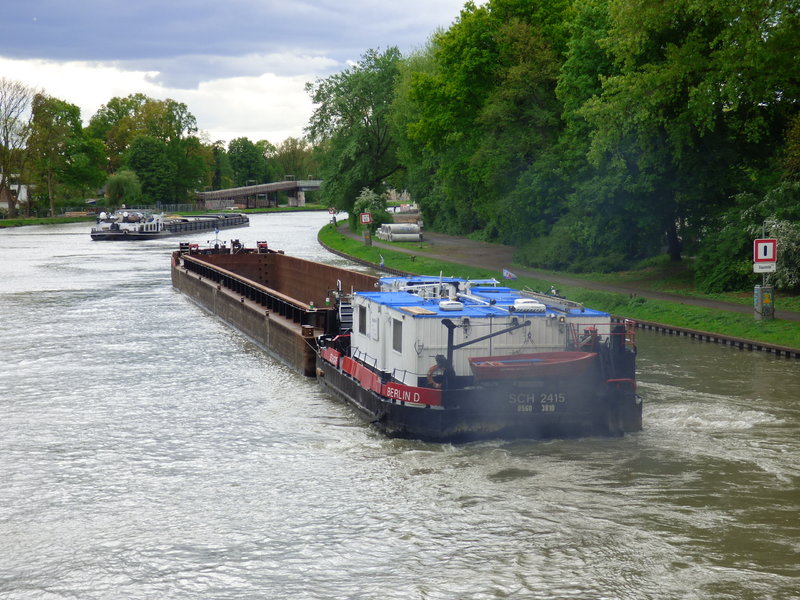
[0,56,317,144]
[188,72,318,144]
[0,57,161,120]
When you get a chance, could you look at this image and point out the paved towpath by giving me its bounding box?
[338,226,800,322]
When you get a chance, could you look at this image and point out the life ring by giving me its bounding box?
[427,364,444,389]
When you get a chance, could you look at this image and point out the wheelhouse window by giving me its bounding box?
[392,318,402,353]
[358,305,367,335]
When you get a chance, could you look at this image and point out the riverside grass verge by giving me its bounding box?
[0,216,95,227]
[318,223,800,351]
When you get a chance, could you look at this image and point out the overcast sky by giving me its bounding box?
[1,0,466,145]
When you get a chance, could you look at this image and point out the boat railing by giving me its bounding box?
[390,368,415,386]
[351,347,422,386]
[567,321,635,352]
[351,347,380,371]
[520,289,584,312]
[352,353,432,387]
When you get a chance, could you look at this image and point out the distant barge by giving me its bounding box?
[171,242,641,442]
[91,209,249,240]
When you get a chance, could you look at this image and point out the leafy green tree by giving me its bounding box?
[256,140,280,182]
[27,93,85,216]
[60,135,106,196]
[389,43,439,207]
[0,77,35,218]
[273,137,316,181]
[524,0,671,272]
[306,47,403,219]
[210,140,234,190]
[134,98,205,201]
[398,0,570,238]
[352,187,390,231]
[696,183,800,292]
[228,137,264,186]
[513,0,620,268]
[105,168,142,205]
[581,0,800,263]
[401,4,499,234]
[86,93,149,171]
[169,135,207,202]
[88,94,208,202]
[136,98,197,143]
[124,135,175,204]
[784,114,800,180]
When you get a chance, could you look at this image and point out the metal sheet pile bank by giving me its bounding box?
[172,242,641,442]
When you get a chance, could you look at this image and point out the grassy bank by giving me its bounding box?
[0,216,95,228]
[318,224,800,350]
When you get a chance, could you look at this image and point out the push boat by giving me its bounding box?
[91,209,249,240]
[171,242,641,443]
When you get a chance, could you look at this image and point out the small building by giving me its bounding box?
[0,178,30,214]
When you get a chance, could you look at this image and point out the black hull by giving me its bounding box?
[91,231,170,240]
[317,357,642,443]
[91,215,249,241]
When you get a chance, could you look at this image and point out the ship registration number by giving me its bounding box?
[509,393,566,413]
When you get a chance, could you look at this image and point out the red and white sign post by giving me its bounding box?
[360,212,373,246]
[753,238,777,320]
[753,238,777,268]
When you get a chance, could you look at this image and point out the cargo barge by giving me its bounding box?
[171,243,641,442]
[92,209,249,240]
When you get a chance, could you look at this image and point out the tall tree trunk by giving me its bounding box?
[7,193,17,219]
[19,164,31,218]
[2,178,17,219]
[23,183,31,218]
[48,171,55,218]
[666,220,682,262]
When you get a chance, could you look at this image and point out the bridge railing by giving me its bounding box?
[196,180,322,201]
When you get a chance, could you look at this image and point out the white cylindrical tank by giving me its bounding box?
[385,223,421,234]
[389,233,422,242]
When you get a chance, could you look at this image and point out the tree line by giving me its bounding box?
[0,87,317,218]
[306,0,800,292]
[2,0,798,292]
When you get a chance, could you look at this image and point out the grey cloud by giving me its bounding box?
[127,53,338,89]
[4,0,462,88]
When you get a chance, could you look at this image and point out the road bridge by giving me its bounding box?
[196,180,322,209]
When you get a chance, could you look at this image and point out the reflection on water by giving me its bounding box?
[1,214,798,599]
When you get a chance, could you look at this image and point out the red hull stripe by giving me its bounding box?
[607,378,637,391]
[342,356,357,377]
[320,347,341,367]
[381,381,441,406]
[335,357,441,406]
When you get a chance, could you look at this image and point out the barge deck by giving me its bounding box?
[171,243,377,376]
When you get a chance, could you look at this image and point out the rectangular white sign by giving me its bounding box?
[753,262,776,273]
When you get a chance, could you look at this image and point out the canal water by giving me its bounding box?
[1,213,797,600]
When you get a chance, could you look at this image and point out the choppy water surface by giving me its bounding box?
[1,213,798,599]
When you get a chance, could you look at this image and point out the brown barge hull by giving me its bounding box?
[171,249,377,377]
